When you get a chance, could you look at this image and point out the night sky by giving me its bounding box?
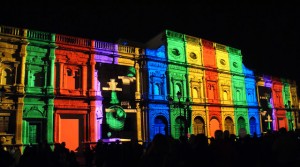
[1,2,300,92]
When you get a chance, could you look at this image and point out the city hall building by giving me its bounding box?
[0,25,299,151]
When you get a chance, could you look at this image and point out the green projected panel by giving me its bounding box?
[99,63,137,139]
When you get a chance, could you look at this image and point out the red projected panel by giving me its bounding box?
[278,118,286,129]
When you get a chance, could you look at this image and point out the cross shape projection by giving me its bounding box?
[265,114,272,130]
[103,79,122,91]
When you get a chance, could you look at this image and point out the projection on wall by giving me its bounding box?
[258,86,273,133]
[98,63,137,139]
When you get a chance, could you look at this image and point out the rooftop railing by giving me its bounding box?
[56,34,91,47]
[94,40,117,52]
[27,30,53,42]
[0,25,24,37]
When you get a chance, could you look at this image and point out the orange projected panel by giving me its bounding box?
[210,118,220,138]
[59,118,79,151]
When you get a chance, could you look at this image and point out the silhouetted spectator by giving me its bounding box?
[139,133,170,167]
[0,143,14,167]
[272,128,300,167]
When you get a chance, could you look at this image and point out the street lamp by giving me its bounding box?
[168,91,190,138]
[285,100,298,130]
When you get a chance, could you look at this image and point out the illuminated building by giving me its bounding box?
[0,25,298,151]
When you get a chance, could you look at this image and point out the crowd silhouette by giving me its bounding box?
[1,128,300,167]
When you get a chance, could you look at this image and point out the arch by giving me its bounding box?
[1,68,14,85]
[192,87,198,98]
[154,115,168,136]
[237,117,246,132]
[154,83,160,95]
[223,90,228,100]
[175,83,181,95]
[249,117,257,136]
[193,116,205,135]
[208,84,215,100]
[34,71,45,87]
[210,117,220,138]
[236,90,241,101]
[224,117,234,134]
[175,116,185,138]
[67,68,72,76]
[24,109,44,118]
[74,69,82,89]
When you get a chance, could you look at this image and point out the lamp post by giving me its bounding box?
[285,100,298,130]
[168,91,190,138]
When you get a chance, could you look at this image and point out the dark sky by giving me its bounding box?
[1,2,300,91]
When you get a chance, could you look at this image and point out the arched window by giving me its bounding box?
[154,83,160,95]
[75,70,82,89]
[249,117,256,135]
[224,117,234,134]
[34,71,45,87]
[237,117,246,131]
[208,84,215,100]
[210,117,220,138]
[154,116,167,136]
[1,68,14,85]
[223,91,228,100]
[193,87,198,98]
[236,90,241,101]
[175,83,181,96]
[194,116,205,134]
[67,69,72,76]
[175,116,185,139]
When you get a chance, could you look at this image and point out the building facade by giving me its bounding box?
[0,25,299,151]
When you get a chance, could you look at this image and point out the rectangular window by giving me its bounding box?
[0,116,9,133]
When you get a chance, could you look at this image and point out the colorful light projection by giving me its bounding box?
[258,86,273,132]
[242,64,261,136]
[99,63,137,139]
[145,45,169,140]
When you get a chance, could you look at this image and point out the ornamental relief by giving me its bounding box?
[219,74,231,79]
[23,105,46,118]
[148,104,169,109]
[220,80,231,86]
[215,43,226,51]
[0,42,18,50]
[118,58,134,66]
[28,65,43,72]
[206,71,218,78]
[148,61,167,69]
[222,112,234,118]
[192,106,207,111]
[0,52,17,62]
[27,55,45,64]
[189,76,202,83]
[150,110,169,118]
[291,87,297,94]
[168,64,185,71]
[56,51,89,64]
[192,113,206,121]
[0,103,15,110]
[232,81,244,88]
[148,61,167,68]
[64,65,80,71]
[185,35,199,44]
[95,55,114,64]
[170,73,185,80]
[189,68,203,74]
[27,45,47,53]
[150,71,165,79]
